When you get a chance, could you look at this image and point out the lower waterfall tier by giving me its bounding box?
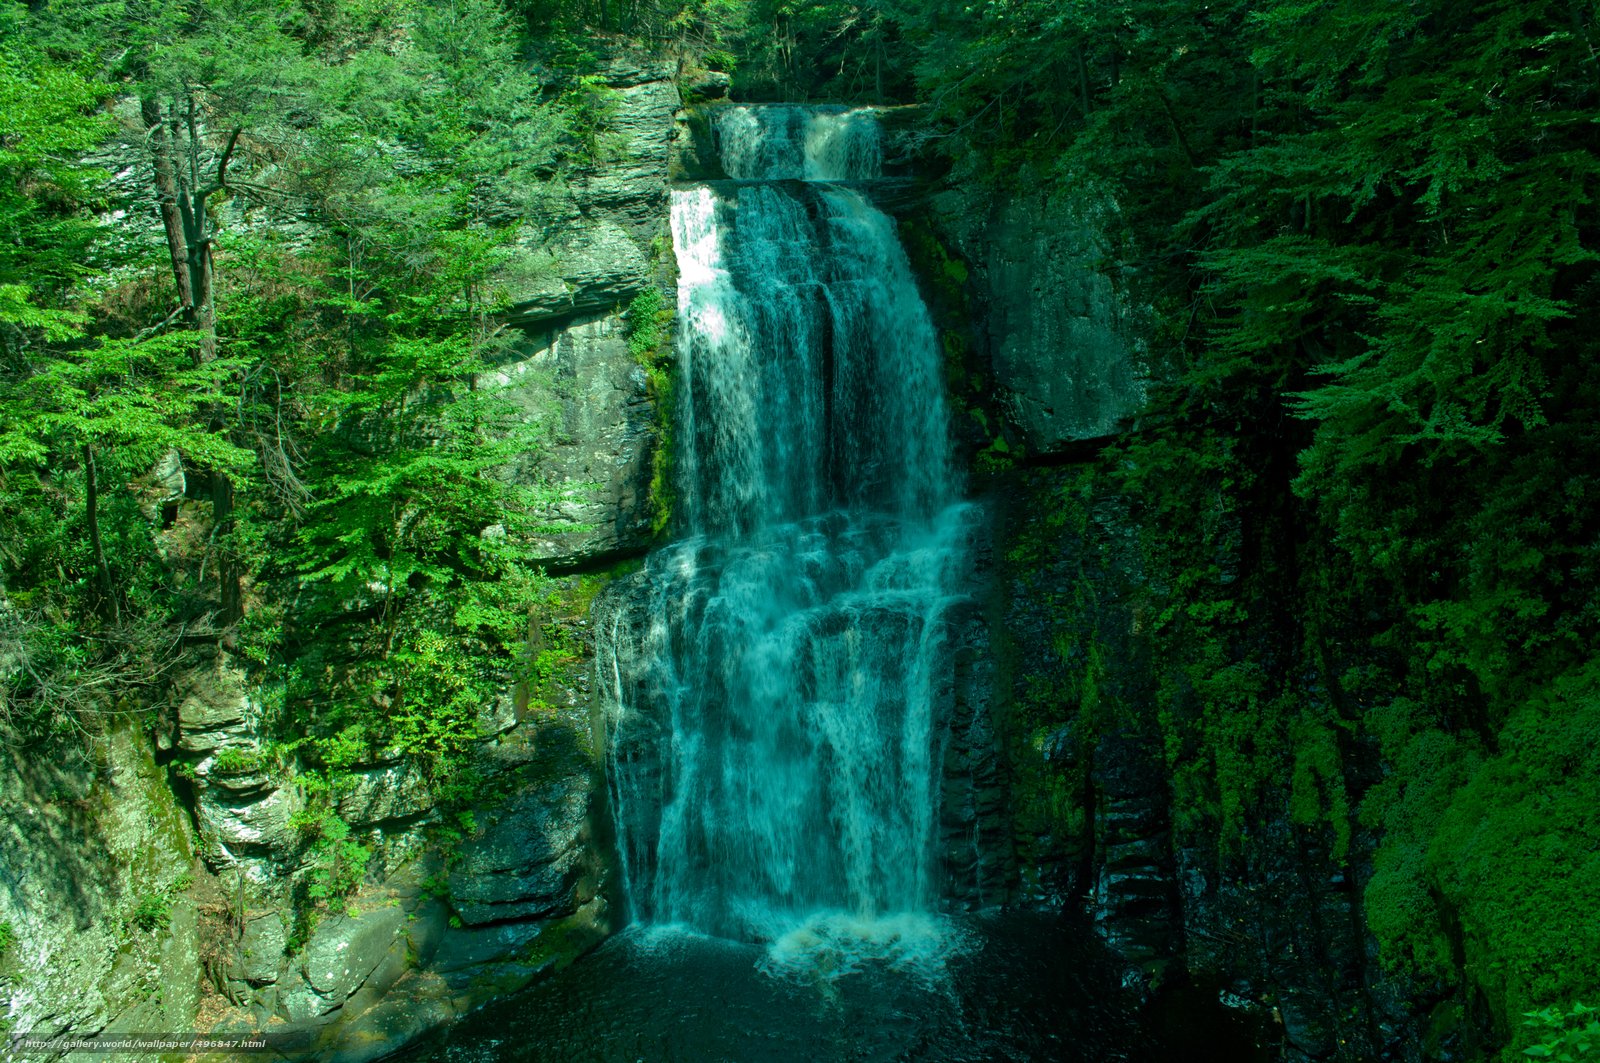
[601,503,981,949]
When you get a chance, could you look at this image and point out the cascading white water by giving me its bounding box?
[599,104,976,976]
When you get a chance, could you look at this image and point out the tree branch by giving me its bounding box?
[135,304,187,341]
[196,126,244,209]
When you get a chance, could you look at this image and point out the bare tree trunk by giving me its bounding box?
[212,473,240,625]
[83,443,120,623]
[1075,46,1093,117]
[142,98,192,317]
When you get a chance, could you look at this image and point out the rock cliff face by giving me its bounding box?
[495,316,658,568]
[927,185,1149,453]
[0,726,201,1046]
[901,151,1412,1059]
[497,55,679,567]
[1,54,676,1060]
[982,467,1421,1060]
[5,63,1415,1063]
[173,53,683,1058]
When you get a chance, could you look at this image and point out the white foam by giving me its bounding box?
[757,911,972,986]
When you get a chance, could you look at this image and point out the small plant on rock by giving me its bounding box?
[129,892,171,932]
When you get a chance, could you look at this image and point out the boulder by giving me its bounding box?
[335,763,434,828]
[279,904,406,1021]
[194,782,301,868]
[175,662,256,754]
[507,220,651,324]
[448,774,593,925]
[230,913,288,986]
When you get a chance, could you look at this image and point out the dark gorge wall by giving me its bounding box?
[891,164,1438,1060]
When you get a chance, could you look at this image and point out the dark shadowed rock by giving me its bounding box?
[448,773,594,926]
[930,187,1149,451]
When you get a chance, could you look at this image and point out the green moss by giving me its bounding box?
[1426,666,1600,1034]
[521,566,634,728]
[995,468,1126,872]
[1287,712,1352,863]
[645,363,675,538]
[895,214,1013,465]
[518,907,605,974]
[1356,667,1600,1051]
[897,218,969,311]
[974,434,1016,474]
[620,286,677,539]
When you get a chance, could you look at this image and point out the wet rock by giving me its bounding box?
[448,772,593,926]
[175,659,301,878]
[477,693,518,738]
[1091,731,1177,969]
[573,78,683,230]
[507,220,650,323]
[102,896,204,1036]
[940,596,1014,907]
[1280,990,1339,1060]
[149,448,186,504]
[428,920,545,976]
[671,109,727,182]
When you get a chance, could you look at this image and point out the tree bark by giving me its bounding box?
[141,98,192,317]
[83,443,119,623]
[212,473,240,625]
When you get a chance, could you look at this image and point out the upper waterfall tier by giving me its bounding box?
[715,105,883,182]
[670,183,952,535]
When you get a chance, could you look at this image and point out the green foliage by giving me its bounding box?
[620,286,676,537]
[911,0,1600,1048]
[210,746,262,775]
[0,920,15,962]
[625,287,671,362]
[0,34,111,322]
[1287,712,1351,863]
[304,815,371,914]
[1523,1003,1598,1061]
[290,785,371,919]
[624,285,678,535]
[1422,668,1600,1030]
[0,0,591,767]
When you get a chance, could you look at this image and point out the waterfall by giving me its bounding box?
[599,105,976,974]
